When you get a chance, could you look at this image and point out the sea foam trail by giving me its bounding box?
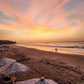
[16,42,84,55]
[27,44,84,49]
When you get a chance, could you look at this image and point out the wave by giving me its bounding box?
[27,44,84,49]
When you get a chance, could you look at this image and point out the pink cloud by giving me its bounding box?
[0,0,69,27]
[0,0,83,37]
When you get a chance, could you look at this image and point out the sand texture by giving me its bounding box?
[0,44,84,84]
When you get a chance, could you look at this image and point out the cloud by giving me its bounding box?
[0,0,84,38]
[0,11,15,21]
[0,0,69,28]
[62,0,84,12]
[66,14,84,20]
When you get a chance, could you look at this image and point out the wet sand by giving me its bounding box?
[0,44,84,84]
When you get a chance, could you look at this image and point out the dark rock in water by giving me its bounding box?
[55,49,58,51]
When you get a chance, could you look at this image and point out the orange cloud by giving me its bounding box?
[0,0,84,42]
[0,0,69,30]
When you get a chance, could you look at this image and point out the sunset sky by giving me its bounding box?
[0,0,84,43]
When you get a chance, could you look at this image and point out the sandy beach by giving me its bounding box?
[0,44,84,84]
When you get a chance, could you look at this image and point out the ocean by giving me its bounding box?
[16,41,84,55]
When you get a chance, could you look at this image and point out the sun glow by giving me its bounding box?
[0,0,84,42]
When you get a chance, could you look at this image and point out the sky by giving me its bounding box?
[0,0,84,43]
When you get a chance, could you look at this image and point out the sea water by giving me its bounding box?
[16,41,84,55]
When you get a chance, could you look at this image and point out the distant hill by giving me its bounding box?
[0,40,16,44]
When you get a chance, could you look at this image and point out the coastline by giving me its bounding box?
[0,44,84,84]
[16,44,84,72]
[16,43,84,56]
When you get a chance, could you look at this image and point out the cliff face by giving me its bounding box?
[0,40,16,44]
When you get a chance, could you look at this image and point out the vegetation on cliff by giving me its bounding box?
[0,40,16,44]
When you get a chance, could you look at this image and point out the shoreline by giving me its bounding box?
[0,44,84,84]
[16,44,84,56]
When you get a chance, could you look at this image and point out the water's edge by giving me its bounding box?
[16,44,84,56]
